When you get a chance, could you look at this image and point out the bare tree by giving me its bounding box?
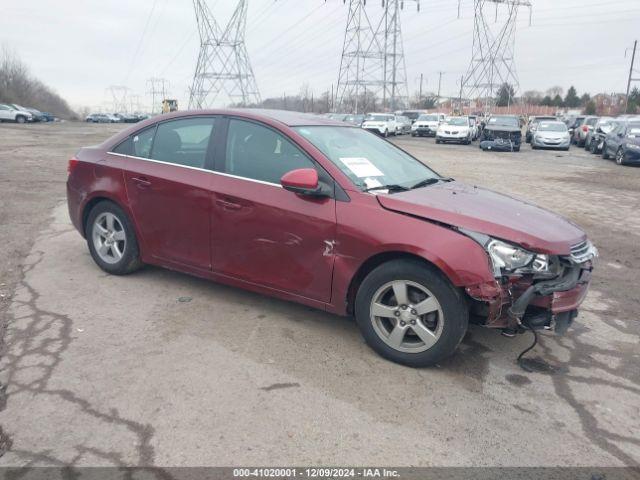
[0,44,75,119]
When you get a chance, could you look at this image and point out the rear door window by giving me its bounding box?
[150,117,216,169]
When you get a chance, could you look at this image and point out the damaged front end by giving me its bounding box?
[480,128,522,151]
[461,231,596,335]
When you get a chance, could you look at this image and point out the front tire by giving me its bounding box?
[86,201,143,275]
[15,115,26,124]
[615,148,626,166]
[354,259,468,367]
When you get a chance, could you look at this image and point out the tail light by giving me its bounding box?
[67,157,80,175]
[582,125,589,132]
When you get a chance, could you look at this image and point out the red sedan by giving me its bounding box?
[67,109,597,367]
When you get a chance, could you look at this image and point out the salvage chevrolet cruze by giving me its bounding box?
[67,109,597,367]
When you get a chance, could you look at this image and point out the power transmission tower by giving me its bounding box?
[189,0,261,109]
[106,86,130,113]
[335,0,419,114]
[147,78,170,114]
[460,0,531,114]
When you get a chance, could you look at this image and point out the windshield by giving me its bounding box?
[294,126,440,191]
[445,117,468,126]
[489,116,519,127]
[366,115,392,122]
[418,115,438,121]
[538,122,567,132]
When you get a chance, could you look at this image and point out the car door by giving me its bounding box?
[212,118,337,303]
[607,123,625,153]
[120,116,218,270]
[0,105,11,121]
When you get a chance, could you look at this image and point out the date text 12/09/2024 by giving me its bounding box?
[233,468,400,478]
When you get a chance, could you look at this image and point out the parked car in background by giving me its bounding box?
[362,113,397,137]
[0,103,33,123]
[399,110,422,124]
[468,116,480,140]
[573,116,598,147]
[411,113,444,137]
[525,116,557,143]
[531,121,570,150]
[24,108,46,122]
[479,115,522,151]
[601,118,640,165]
[85,113,112,123]
[436,116,473,144]
[67,108,596,367]
[344,114,365,127]
[587,118,616,154]
[40,112,55,122]
[565,116,585,140]
[394,115,412,135]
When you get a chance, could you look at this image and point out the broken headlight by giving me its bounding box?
[459,229,553,278]
[486,239,549,276]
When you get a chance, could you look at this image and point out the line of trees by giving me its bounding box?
[497,82,640,114]
[0,45,75,119]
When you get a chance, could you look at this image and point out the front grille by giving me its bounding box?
[570,240,596,264]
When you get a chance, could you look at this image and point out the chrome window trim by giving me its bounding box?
[107,151,282,188]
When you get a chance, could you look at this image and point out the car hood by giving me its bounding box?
[536,131,569,138]
[376,181,585,254]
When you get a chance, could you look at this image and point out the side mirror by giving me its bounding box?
[281,168,325,196]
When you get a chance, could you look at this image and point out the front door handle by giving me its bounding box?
[216,198,242,211]
[132,176,151,188]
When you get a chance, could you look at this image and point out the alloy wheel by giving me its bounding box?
[616,148,625,165]
[369,280,444,353]
[92,212,126,264]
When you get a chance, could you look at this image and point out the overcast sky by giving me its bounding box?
[2,0,639,111]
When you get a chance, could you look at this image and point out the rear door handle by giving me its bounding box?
[132,176,151,188]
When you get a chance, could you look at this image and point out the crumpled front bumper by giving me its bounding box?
[465,263,593,332]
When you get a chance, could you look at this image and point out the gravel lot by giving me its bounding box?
[0,121,639,468]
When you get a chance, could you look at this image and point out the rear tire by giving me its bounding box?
[354,259,468,367]
[86,201,143,275]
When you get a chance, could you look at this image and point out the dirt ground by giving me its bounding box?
[0,121,639,469]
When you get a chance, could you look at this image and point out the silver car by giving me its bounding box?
[531,121,570,150]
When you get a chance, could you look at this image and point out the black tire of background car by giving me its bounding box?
[602,144,610,159]
[86,201,143,275]
[354,259,468,368]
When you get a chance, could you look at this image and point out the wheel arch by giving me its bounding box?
[344,251,455,316]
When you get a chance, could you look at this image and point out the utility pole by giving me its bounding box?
[459,75,464,114]
[147,78,169,114]
[437,71,444,102]
[625,40,638,113]
[189,0,261,108]
[419,73,424,106]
